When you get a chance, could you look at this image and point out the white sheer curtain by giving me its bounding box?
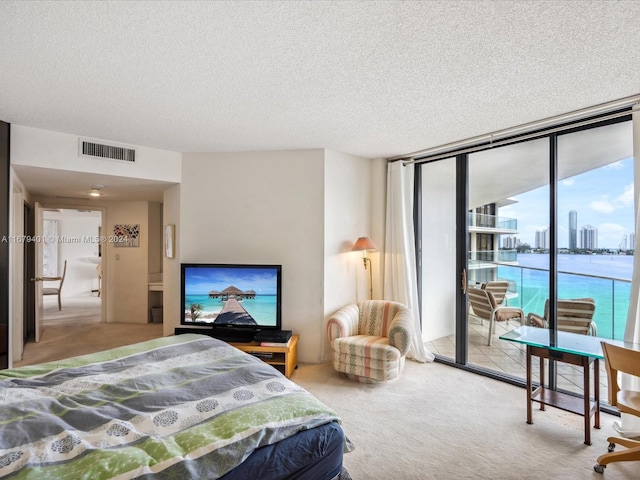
[615,108,640,436]
[383,161,434,363]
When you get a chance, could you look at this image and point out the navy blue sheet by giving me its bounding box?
[220,421,345,480]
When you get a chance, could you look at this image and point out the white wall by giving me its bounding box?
[370,157,387,297]
[148,202,163,274]
[11,125,181,182]
[104,202,150,324]
[163,185,180,337]
[323,150,374,360]
[179,150,326,362]
[8,122,383,364]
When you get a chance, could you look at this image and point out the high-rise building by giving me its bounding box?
[580,225,598,250]
[503,236,518,249]
[569,210,577,249]
[535,228,549,249]
[630,233,636,250]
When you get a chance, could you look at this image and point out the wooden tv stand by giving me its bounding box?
[230,334,299,378]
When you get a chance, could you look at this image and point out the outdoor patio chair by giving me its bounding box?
[526,298,597,336]
[468,286,525,346]
[481,280,510,306]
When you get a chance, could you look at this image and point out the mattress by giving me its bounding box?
[0,334,346,479]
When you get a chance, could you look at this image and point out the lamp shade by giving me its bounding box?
[351,236,378,252]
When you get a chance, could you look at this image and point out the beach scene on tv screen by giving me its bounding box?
[184,266,278,326]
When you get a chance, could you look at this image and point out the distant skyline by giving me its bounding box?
[500,157,634,249]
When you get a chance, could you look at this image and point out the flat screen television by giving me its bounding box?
[180,263,282,338]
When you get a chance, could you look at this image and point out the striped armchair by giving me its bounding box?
[327,300,413,384]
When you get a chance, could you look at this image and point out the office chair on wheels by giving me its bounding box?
[594,341,640,473]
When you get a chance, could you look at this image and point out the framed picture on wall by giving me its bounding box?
[165,224,175,258]
[113,224,140,247]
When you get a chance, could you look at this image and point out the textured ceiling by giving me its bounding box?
[1,0,639,160]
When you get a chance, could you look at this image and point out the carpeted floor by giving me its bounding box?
[15,296,163,367]
[292,361,640,480]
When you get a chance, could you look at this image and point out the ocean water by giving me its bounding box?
[498,253,633,340]
[184,294,278,326]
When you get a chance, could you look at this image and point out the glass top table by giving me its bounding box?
[501,326,605,358]
[499,326,634,445]
[499,326,637,357]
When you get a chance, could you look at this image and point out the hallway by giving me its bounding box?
[15,295,163,367]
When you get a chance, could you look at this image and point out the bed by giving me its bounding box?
[0,334,349,479]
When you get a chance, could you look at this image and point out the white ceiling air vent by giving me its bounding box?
[79,138,136,163]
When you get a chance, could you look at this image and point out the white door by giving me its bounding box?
[33,202,44,342]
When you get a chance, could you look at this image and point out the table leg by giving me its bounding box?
[583,356,591,445]
[539,354,545,412]
[526,345,532,424]
[594,358,600,429]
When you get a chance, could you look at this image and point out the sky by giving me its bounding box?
[499,157,634,249]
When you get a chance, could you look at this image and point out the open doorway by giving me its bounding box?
[37,208,103,332]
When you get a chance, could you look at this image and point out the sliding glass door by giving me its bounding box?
[557,120,634,342]
[467,139,549,363]
[420,113,634,396]
[419,157,458,359]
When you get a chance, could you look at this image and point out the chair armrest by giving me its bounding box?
[327,304,360,342]
[388,307,413,357]
[527,312,546,328]
[494,307,525,322]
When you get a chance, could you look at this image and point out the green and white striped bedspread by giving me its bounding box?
[0,334,340,479]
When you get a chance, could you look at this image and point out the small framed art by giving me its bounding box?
[113,224,140,247]
[165,224,175,258]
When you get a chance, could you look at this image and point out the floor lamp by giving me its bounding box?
[351,236,378,300]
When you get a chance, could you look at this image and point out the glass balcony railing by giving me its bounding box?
[468,212,517,230]
[469,250,518,263]
[486,263,632,341]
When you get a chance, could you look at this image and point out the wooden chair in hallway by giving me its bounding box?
[42,260,67,311]
[96,262,102,297]
[594,341,640,473]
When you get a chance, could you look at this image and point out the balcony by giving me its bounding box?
[425,264,631,401]
[468,250,518,264]
[425,316,612,403]
[498,264,631,341]
[468,212,518,234]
